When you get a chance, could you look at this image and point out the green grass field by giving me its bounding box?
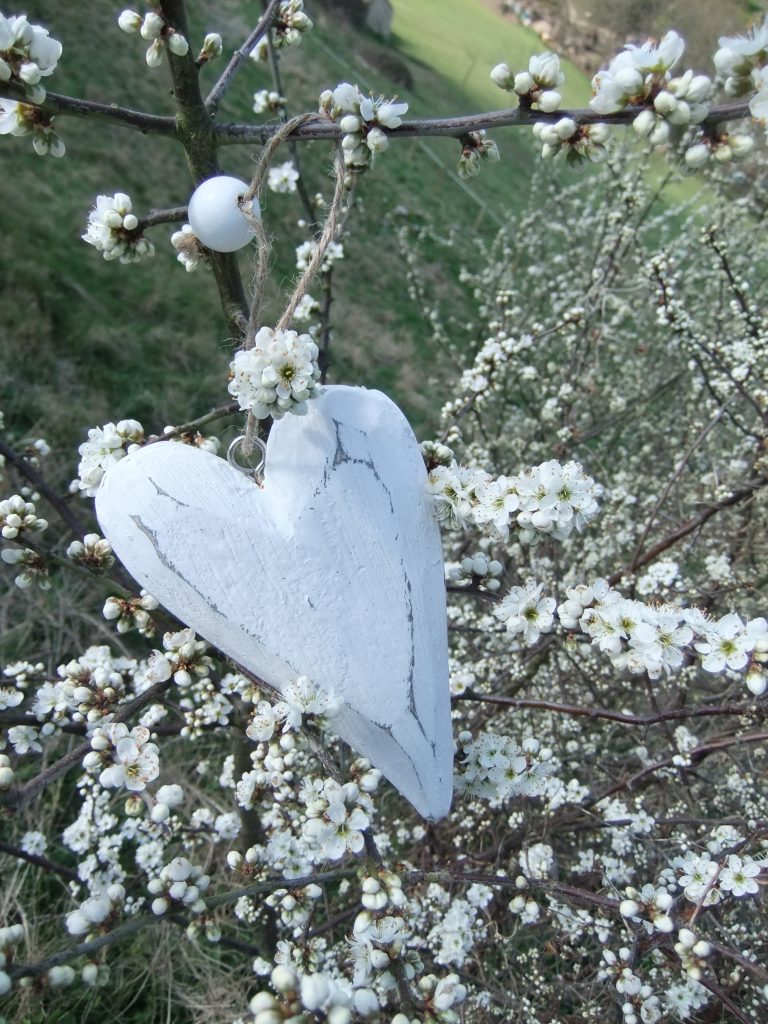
[0,1,595,455]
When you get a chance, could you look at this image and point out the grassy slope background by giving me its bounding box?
[0,0,587,458]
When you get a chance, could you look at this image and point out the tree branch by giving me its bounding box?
[205,0,282,115]
[217,101,753,144]
[0,81,177,136]
[453,690,765,727]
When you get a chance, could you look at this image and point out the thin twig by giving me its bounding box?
[205,0,282,114]
[0,82,176,135]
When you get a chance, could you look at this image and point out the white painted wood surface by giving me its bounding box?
[96,386,453,819]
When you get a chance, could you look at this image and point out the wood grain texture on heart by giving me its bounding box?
[95,385,453,819]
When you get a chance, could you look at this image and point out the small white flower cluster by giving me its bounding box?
[591,31,715,158]
[0,99,65,156]
[253,89,286,115]
[66,533,114,572]
[149,782,184,823]
[619,884,675,934]
[598,949,661,1024]
[229,326,321,420]
[673,849,763,903]
[457,130,500,179]
[322,82,408,170]
[1,545,49,590]
[426,457,602,541]
[0,12,62,101]
[248,963,352,1024]
[0,494,47,539]
[292,292,320,323]
[246,675,340,743]
[118,10,189,67]
[170,223,207,272]
[76,418,144,496]
[149,627,213,687]
[533,118,610,164]
[683,128,754,169]
[491,51,565,113]
[147,856,209,915]
[495,579,555,645]
[268,160,300,194]
[86,723,160,792]
[295,238,344,273]
[0,753,14,790]
[103,590,158,635]
[249,0,312,61]
[302,778,370,860]
[0,924,24,997]
[449,551,503,592]
[65,884,125,936]
[266,882,323,929]
[82,193,154,264]
[558,579,768,687]
[674,928,712,981]
[455,731,558,801]
[58,647,128,722]
[715,15,768,97]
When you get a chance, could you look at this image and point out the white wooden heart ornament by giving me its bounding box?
[96,386,453,819]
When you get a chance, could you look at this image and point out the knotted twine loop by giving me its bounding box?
[237,113,349,455]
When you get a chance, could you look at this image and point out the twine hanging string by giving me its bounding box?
[236,114,350,453]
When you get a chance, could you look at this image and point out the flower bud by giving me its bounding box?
[490,62,513,90]
[141,12,165,39]
[538,90,561,112]
[118,10,142,33]
[513,71,534,95]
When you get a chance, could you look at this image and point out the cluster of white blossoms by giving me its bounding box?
[86,723,160,792]
[75,418,144,496]
[558,579,768,688]
[117,9,189,67]
[0,494,47,539]
[0,12,61,102]
[248,964,356,1024]
[302,778,371,861]
[66,533,114,572]
[491,51,565,113]
[246,675,340,743]
[148,627,213,687]
[103,590,158,635]
[65,884,124,937]
[455,731,558,801]
[495,578,556,645]
[147,856,209,916]
[0,99,65,156]
[55,645,129,723]
[533,118,610,163]
[249,0,312,61]
[295,237,344,273]
[170,223,207,272]
[82,193,154,264]
[457,129,500,178]
[228,326,321,419]
[321,82,408,170]
[426,455,602,541]
[0,924,24,997]
[253,88,286,115]
[449,551,503,592]
[267,160,300,194]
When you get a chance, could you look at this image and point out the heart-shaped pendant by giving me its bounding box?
[96,386,453,819]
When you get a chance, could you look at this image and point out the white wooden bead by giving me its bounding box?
[96,386,453,819]
[187,175,259,253]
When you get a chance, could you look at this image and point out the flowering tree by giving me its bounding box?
[1,3,768,1022]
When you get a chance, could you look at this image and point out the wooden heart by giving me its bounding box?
[96,386,453,819]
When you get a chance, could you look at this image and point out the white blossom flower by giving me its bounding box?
[719,854,761,897]
[495,580,555,645]
[267,161,300,194]
[0,99,64,156]
[0,13,62,101]
[228,326,320,420]
[82,193,154,264]
[76,419,144,496]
